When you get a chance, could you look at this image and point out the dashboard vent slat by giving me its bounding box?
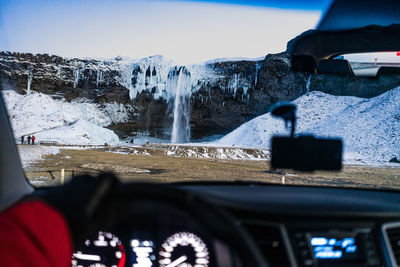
[242,222,291,267]
[385,225,400,265]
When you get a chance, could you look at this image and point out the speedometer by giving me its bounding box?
[72,231,125,267]
[159,232,209,267]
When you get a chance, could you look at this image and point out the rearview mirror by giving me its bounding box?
[271,136,342,172]
[269,102,343,171]
[291,55,317,74]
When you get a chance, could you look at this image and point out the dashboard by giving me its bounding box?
[72,190,237,267]
[72,183,400,267]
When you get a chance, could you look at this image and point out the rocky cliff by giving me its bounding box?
[0,51,310,140]
[3,48,396,142]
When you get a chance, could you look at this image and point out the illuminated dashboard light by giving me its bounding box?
[196,258,209,264]
[196,252,208,257]
[328,238,337,245]
[195,246,206,252]
[159,258,172,265]
[315,250,343,259]
[159,251,172,258]
[115,251,122,259]
[310,237,328,246]
[131,239,140,247]
[130,239,155,267]
[143,240,153,247]
[162,244,174,252]
[94,240,108,247]
[134,247,153,253]
[159,232,209,267]
[341,238,355,248]
[345,245,357,253]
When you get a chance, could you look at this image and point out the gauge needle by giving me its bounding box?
[166,255,188,267]
[73,253,101,261]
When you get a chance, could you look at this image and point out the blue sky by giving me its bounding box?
[0,0,330,64]
[176,0,331,10]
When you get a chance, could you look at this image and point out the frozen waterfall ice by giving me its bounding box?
[96,70,103,87]
[306,75,312,93]
[73,64,80,88]
[169,67,192,143]
[26,66,33,95]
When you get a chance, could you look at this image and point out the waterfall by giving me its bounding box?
[26,66,33,95]
[254,63,261,87]
[306,75,312,93]
[169,67,192,143]
[73,65,80,88]
[96,70,103,87]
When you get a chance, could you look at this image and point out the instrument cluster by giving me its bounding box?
[72,230,211,267]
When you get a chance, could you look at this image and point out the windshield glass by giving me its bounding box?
[1,0,400,190]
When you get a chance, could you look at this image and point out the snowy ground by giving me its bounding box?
[2,90,128,145]
[17,145,60,168]
[217,87,400,165]
[4,87,400,166]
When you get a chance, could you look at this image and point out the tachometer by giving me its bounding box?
[159,232,209,267]
[72,231,125,267]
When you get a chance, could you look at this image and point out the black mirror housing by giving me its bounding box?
[271,135,343,172]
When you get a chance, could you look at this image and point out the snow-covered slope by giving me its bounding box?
[2,90,128,145]
[34,120,119,145]
[217,88,400,164]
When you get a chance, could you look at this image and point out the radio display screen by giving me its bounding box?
[310,235,359,260]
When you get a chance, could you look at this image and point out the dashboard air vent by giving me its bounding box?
[242,222,291,267]
[385,225,400,266]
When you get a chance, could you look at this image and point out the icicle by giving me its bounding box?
[26,66,33,95]
[96,70,102,87]
[254,63,261,87]
[73,62,80,88]
[306,75,312,93]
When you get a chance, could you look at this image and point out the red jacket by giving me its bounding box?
[0,200,73,266]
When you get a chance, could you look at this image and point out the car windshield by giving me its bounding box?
[1,0,399,190]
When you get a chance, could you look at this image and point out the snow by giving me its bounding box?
[217,88,400,164]
[120,136,169,145]
[2,90,126,145]
[17,145,60,168]
[163,145,269,161]
[34,120,120,145]
[116,55,174,100]
[205,56,265,64]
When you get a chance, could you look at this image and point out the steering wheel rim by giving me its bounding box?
[92,182,269,267]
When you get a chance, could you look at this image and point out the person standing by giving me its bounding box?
[27,135,31,144]
[31,135,35,145]
[21,136,24,144]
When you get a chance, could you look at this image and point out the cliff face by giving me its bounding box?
[1,51,308,140]
[4,49,396,141]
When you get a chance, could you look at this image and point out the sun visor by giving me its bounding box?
[287,24,400,61]
[317,0,400,31]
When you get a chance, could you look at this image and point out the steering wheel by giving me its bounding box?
[80,182,269,267]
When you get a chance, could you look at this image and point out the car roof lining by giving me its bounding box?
[287,24,400,62]
[317,0,400,31]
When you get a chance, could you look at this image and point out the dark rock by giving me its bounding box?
[2,38,398,141]
[389,157,400,163]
